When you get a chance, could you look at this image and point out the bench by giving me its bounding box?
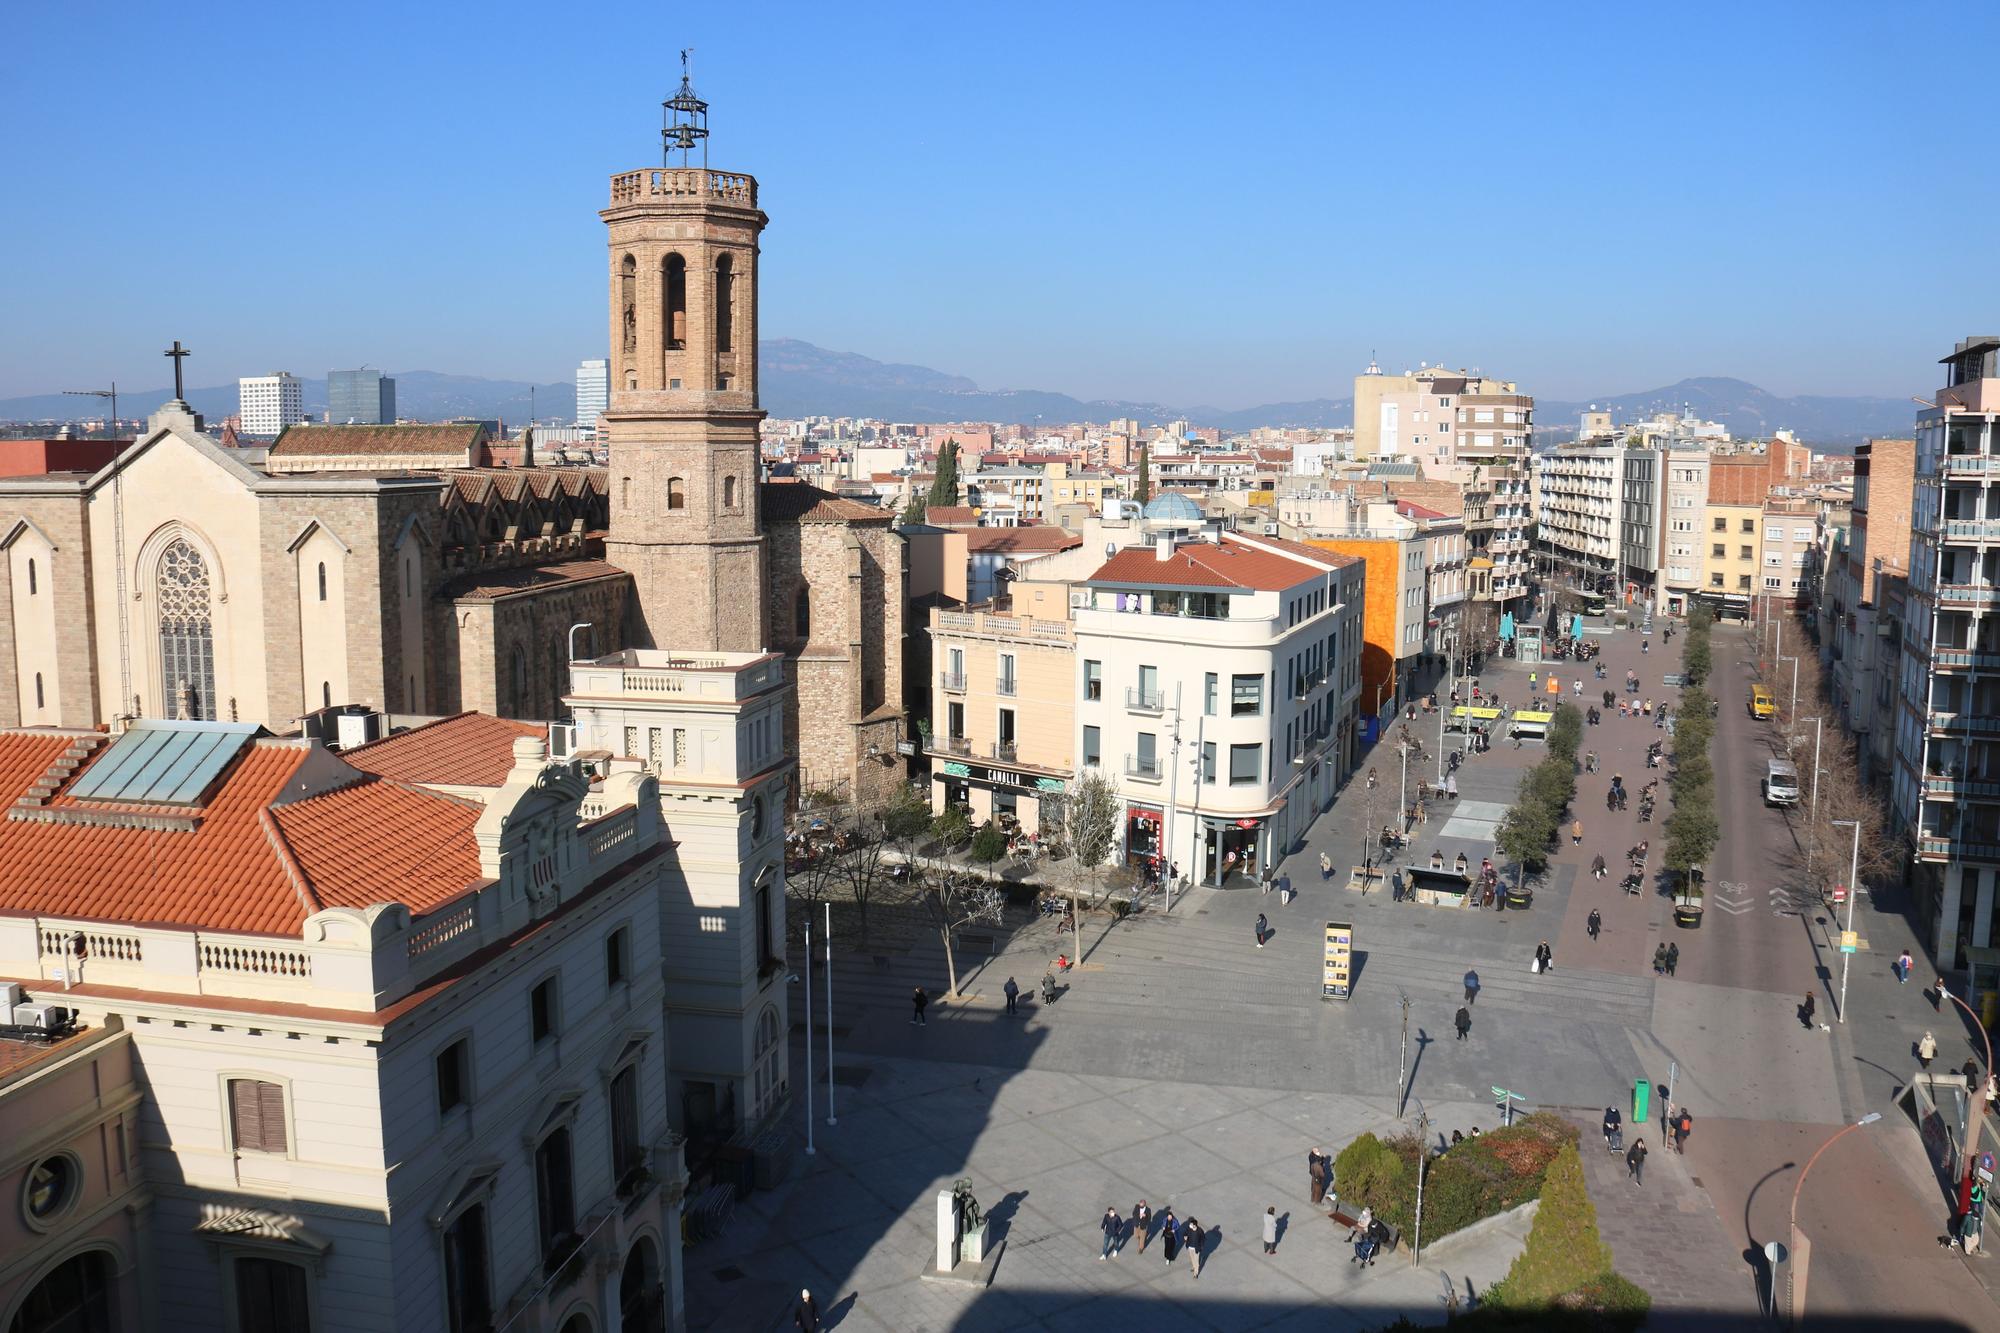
[1327,1202,1400,1253]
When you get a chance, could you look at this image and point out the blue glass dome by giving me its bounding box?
[1142,491,1202,521]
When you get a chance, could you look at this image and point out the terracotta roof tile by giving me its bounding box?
[0,731,489,938]
[761,480,894,523]
[343,713,547,788]
[925,506,980,526]
[437,558,625,603]
[270,423,484,458]
[961,526,1082,554]
[1086,536,1329,591]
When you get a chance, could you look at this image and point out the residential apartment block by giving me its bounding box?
[237,373,306,438]
[1819,438,1915,786]
[1071,531,1363,886]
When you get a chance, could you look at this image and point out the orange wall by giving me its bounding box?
[1308,536,1398,717]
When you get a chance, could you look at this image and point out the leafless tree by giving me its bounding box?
[911,857,1004,999]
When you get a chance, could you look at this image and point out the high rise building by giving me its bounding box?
[1895,335,2000,968]
[237,372,305,437]
[576,357,609,430]
[326,367,395,424]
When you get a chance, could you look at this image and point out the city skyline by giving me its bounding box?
[5,2,1995,407]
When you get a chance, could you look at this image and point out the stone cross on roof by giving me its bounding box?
[164,340,192,401]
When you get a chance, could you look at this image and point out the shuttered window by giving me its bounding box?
[229,1079,288,1154]
[234,1256,311,1332]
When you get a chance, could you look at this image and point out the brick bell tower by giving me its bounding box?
[601,58,767,652]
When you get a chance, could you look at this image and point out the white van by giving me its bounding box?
[1763,758,1801,807]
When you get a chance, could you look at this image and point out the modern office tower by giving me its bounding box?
[576,357,610,430]
[327,368,396,424]
[237,372,305,436]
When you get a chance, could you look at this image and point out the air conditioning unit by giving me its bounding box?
[12,1002,71,1032]
[0,981,20,1012]
[549,722,576,758]
[334,707,387,751]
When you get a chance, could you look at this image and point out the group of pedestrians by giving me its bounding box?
[1099,1201,1213,1277]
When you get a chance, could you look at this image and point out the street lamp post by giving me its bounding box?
[1833,818,1861,1022]
[1788,1112,1882,1325]
[1410,1095,1430,1268]
[1363,768,1379,881]
[1397,988,1411,1118]
[1799,717,1823,876]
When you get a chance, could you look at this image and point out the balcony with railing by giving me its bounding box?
[608,166,758,207]
[571,648,785,703]
[995,677,1018,697]
[990,740,1019,763]
[1124,754,1163,781]
[1126,687,1165,714]
[940,671,967,693]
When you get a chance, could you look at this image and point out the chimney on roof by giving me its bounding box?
[1155,532,1175,561]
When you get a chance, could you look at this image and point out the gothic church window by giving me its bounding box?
[793,586,810,640]
[158,537,216,721]
[26,558,35,595]
[34,673,43,709]
[317,562,327,601]
[715,254,735,355]
[510,646,528,715]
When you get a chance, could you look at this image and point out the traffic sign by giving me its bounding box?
[1838,931,1858,954]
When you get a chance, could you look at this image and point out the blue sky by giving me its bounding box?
[3,1,1991,407]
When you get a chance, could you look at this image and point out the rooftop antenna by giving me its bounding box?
[663,48,710,169]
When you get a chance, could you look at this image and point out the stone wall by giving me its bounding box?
[444,575,631,722]
[0,493,99,728]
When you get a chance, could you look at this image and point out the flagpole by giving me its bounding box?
[824,901,837,1126]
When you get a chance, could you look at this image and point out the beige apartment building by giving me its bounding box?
[1760,499,1821,605]
[1703,500,1763,604]
[926,582,1076,834]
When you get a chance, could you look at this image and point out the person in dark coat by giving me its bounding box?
[1003,976,1019,1015]
[1535,941,1554,975]
[1626,1137,1648,1186]
[1800,991,1817,1028]
[1132,1199,1153,1253]
[911,987,928,1025]
[1308,1148,1330,1205]
[1463,969,1481,1005]
[1100,1206,1122,1259]
[1160,1208,1181,1265]
[1665,942,1680,977]
[1652,944,1668,975]
[1455,1006,1472,1041]
[794,1289,820,1332]
[1255,913,1268,948]
[1183,1217,1207,1278]
[1587,908,1602,939]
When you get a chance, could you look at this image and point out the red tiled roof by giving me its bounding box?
[1086,536,1329,591]
[925,505,979,526]
[342,712,547,788]
[270,423,484,458]
[0,733,484,937]
[962,526,1082,555]
[1238,531,1361,568]
[1396,500,1452,521]
[437,558,625,603]
[760,480,894,523]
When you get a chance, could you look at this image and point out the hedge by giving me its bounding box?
[1333,1112,1578,1243]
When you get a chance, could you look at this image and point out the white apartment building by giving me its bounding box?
[1535,441,1665,608]
[0,718,685,1333]
[1895,335,2000,970]
[237,373,306,438]
[575,358,610,432]
[1660,449,1711,615]
[1072,530,1363,887]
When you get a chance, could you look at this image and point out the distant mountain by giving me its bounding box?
[1535,376,1916,449]
[0,346,1915,446]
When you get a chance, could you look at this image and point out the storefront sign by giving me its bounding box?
[1235,818,1259,829]
[942,762,971,778]
[1322,921,1353,1000]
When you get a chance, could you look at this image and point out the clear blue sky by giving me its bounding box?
[3,0,1991,407]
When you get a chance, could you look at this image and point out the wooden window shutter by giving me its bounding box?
[230,1079,287,1153]
[257,1081,287,1153]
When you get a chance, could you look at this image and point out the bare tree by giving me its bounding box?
[911,857,1004,999]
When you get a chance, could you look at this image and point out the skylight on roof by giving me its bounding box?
[67,720,260,806]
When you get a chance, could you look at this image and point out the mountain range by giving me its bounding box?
[0,338,1920,447]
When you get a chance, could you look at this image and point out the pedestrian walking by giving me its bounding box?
[1262,1205,1280,1254]
[1572,818,1584,846]
[1666,942,1679,977]
[1897,949,1912,984]
[1003,976,1019,1016]
[1255,912,1268,948]
[1100,1206,1123,1259]
[1463,968,1481,1005]
[1652,944,1668,975]
[1529,671,1538,690]
[1587,908,1602,940]
[794,1289,820,1332]
[1320,851,1332,881]
[1132,1199,1153,1252]
[1575,678,1584,696]
[1160,1209,1181,1265]
[1308,1148,1330,1205]
[911,986,928,1025]
[1591,853,1607,879]
[1184,1218,1206,1279]
[1919,1030,1938,1069]
[1455,1005,1472,1040]
[1936,976,1950,1011]
[1535,940,1554,975]
[1672,1108,1692,1154]
[1800,991,1817,1028]
[1627,1137,1648,1186]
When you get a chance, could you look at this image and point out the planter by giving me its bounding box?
[1673,903,1704,928]
[1503,886,1534,909]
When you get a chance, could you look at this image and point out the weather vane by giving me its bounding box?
[663,48,709,168]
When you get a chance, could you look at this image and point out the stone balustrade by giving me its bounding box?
[608,167,758,208]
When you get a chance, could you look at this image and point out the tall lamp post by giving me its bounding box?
[1776,655,1801,735]
[1363,767,1380,880]
[1409,1094,1431,1268]
[1833,818,1861,1022]
[1789,1111,1882,1325]
[1798,716,1823,876]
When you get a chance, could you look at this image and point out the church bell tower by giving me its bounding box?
[601,59,767,652]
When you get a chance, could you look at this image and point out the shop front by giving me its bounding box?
[1125,804,1164,872]
[933,761,1063,833]
[1201,814,1268,887]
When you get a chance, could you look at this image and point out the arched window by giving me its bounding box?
[322,681,331,709]
[26,558,35,595]
[667,478,685,511]
[793,586,810,640]
[316,562,327,602]
[511,646,528,715]
[723,475,737,509]
[663,253,687,350]
[619,254,637,354]
[34,672,44,710]
[11,1249,113,1333]
[158,537,216,721]
[714,254,735,355]
[620,1237,665,1333]
[752,1004,780,1120]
